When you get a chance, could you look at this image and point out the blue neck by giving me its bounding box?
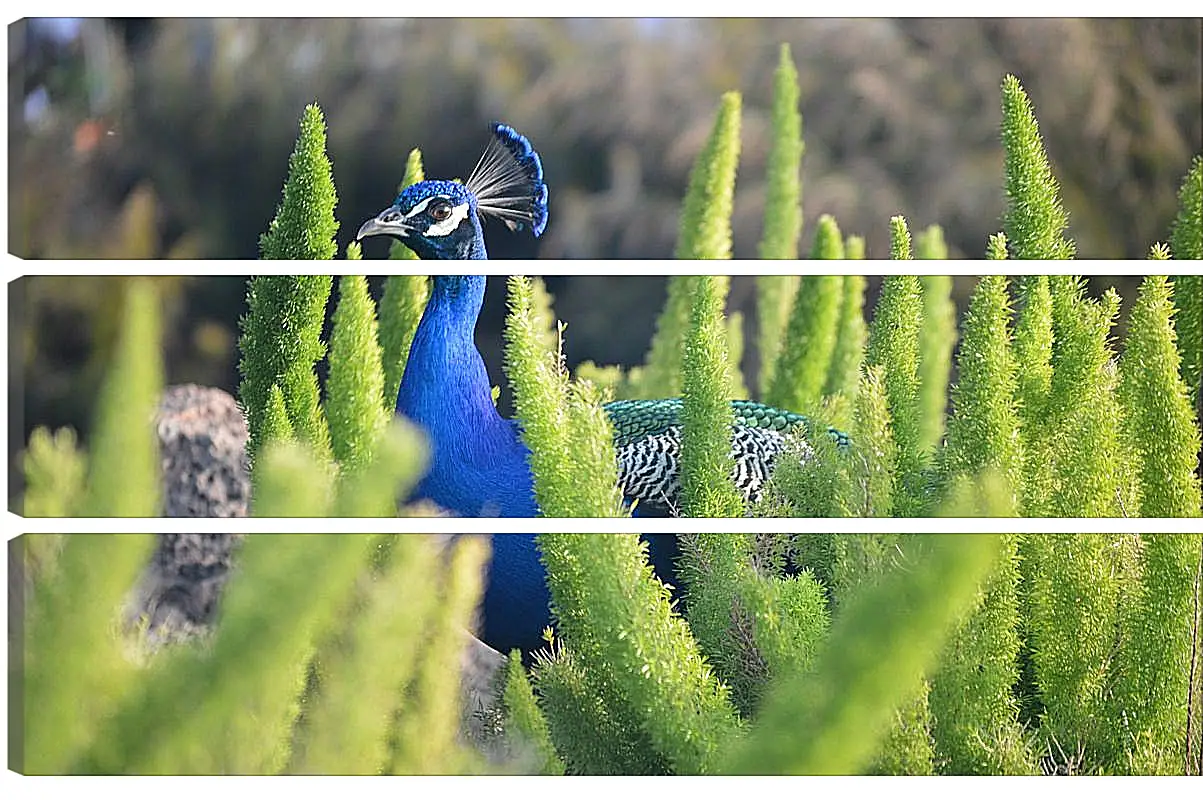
[396,275,537,517]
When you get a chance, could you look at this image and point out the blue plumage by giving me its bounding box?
[357,124,841,656]
[359,124,552,653]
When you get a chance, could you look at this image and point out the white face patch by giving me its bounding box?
[403,195,470,238]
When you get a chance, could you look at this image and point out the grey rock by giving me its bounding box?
[156,383,250,518]
[134,385,509,765]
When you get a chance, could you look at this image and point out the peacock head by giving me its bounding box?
[356,123,548,260]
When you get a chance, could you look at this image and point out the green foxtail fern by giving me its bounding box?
[1044,277,1132,517]
[754,44,803,392]
[823,275,867,401]
[260,383,296,450]
[889,215,913,260]
[239,273,334,467]
[259,104,339,260]
[503,275,626,517]
[1118,275,1202,517]
[23,422,86,518]
[327,275,389,472]
[680,275,744,517]
[379,274,431,413]
[766,272,841,414]
[288,534,441,774]
[986,232,1009,259]
[917,271,956,454]
[1169,154,1201,261]
[999,75,1075,259]
[387,536,488,774]
[757,43,803,261]
[537,533,743,774]
[20,534,156,774]
[83,279,163,516]
[940,275,1024,508]
[79,534,378,773]
[723,534,1002,775]
[865,274,924,515]
[501,651,566,775]
[1110,533,1203,774]
[675,91,741,260]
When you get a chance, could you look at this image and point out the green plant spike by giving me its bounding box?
[530,276,559,355]
[345,240,362,260]
[1169,273,1201,413]
[681,275,744,517]
[928,529,1034,773]
[677,533,755,706]
[502,650,567,775]
[927,475,1035,775]
[83,279,163,516]
[537,532,742,774]
[634,275,695,399]
[725,310,749,400]
[999,75,1075,259]
[1024,532,1126,770]
[534,641,664,774]
[1011,275,1054,513]
[332,419,429,518]
[259,103,339,260]
[1148,242,1171,259]
[915,225,948,259]
[766,273,841,414]
[871,685,935,775]
[387,536,487,774]
[823,275,867,401]
[504,276,625,517]
[675,91,742,259]
[889,215,913,260]
[810,213,845,259]
[847,366,897,517]
[252,440,334,517]
[1169,154,1202,261]
[755,275,799,396]
[22,427,86,517]
[1110,533,1203,774]
[238,274,334,467]
[844,235,866,259]
[941,275,1023,506]
[723,534,1002,775]
[390,148,426,260]
[260,383,295,449]
[80,534,376,774]
[1044,276,1130,517]
[1118,275,1202,517]
[865,275,924,515]
[917,274,956,454]
[326,275,389,473]
[379,275,431,414]
[289,535,441,775]
[758,43,803,261]
[21,534,155,774]
[986,232,1008,259]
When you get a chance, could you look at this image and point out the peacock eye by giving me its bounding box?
[429,200,453,222]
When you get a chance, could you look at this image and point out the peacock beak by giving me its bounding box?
[356,206,413,240]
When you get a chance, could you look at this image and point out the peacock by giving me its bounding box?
[357,123,845,653]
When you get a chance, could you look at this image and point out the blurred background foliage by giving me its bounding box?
[8,18,1202,260]
[6,18,1197,494]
